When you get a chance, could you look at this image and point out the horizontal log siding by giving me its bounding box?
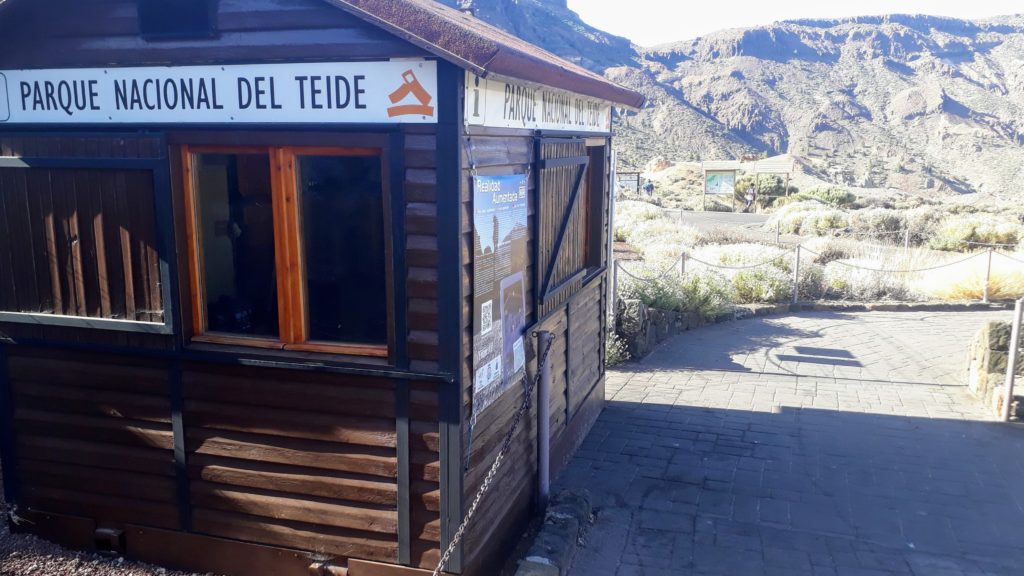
[404,125,443,568]
[8,347,178,530]
[0,0,427,68]
[410,382,441,569]
[404,126,442,374]
[182,363,440,567]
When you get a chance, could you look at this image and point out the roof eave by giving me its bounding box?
[324,0,646,109]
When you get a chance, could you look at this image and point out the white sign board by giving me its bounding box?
[0,61,438,124]
[465,72,612,133]
[705,171,736,195]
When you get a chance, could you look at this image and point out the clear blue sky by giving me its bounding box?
[566,0,1022,47]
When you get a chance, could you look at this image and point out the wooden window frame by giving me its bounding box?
[181,144,393,359]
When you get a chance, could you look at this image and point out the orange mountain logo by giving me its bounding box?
[387,70,434,118]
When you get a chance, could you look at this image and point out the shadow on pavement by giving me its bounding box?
[559,400,1024,576]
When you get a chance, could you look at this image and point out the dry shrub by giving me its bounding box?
[917,253,1024,300]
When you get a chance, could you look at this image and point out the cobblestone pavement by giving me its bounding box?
[560,310,1024,576]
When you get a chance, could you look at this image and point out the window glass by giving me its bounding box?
[193,153,279,337]
[297,155,387,344]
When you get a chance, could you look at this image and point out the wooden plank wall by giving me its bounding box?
[0,0,427,68]
[458,131,609,575]
[183,363,402,565]
[8,347,179,530]
[410,382,442,569]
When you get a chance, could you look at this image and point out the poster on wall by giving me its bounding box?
[705,171,737,195]
[472,174,530,417]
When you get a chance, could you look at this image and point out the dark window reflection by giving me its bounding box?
[298,155,387,344]
[193,153,279,338]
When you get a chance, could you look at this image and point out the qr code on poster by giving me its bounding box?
[481,300,493,334]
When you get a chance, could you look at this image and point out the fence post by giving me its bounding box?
[983,248,993,304]
[536,330,554,508]
[792,245,801,305]
[680,249,687,277]
[775,220,781,245]
[904,228,910,251]
[1001,298,1023,421]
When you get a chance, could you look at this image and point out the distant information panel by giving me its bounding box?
[0,60,438,124]
[465,71,612,133]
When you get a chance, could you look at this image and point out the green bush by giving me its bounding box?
[768,205,849,236]
[618,264,735,320]
[849,208,905,239]
[679,272,735,318]
[797,187,857,207]
[732,267,792,304]
[804,210,850,235]
[823,261,915,301]
[928,215,1022,252]
[618,264,687,311]
[734,174,797,203]
[797,262,827,300]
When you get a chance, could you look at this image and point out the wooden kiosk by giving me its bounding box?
[0,0,644,575]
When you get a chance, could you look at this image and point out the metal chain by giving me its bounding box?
[432,334,555,576]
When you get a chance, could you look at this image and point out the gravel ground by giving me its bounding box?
[0,467,211,576]
[0,509,210,576]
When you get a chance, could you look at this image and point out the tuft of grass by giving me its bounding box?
[917,254,1024,300]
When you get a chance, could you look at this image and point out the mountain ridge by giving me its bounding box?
[441,1,1024,196]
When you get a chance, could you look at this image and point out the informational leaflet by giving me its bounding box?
[471,174,529,416]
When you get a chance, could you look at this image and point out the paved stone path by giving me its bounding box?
[559,310,1024,576]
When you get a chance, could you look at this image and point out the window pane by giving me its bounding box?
[193,153,279,337]
[297,155,387,344]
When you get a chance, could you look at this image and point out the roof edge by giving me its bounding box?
[324,0,646,109]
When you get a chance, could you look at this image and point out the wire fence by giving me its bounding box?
[613,243,1024,306]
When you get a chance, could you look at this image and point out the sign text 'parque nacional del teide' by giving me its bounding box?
[0,60,438,124]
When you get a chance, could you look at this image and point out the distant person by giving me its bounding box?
[744,186,756,213]
[643,180,655,197]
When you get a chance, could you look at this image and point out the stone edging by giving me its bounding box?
[513,491,591,576]
[735,300,1013,320]
[616,298,1014,362]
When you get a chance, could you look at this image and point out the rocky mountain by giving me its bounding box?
[443,1,1024,197]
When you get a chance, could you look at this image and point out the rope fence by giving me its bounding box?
[996,251,1024,265]
[613,243,1024,306]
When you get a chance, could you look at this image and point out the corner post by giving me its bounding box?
[436,60,465,574]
